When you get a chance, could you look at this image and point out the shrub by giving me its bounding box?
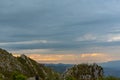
[12,72,27,80]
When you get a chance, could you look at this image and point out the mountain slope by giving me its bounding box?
[0,48,60,80]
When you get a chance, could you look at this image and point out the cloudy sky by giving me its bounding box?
[1,0,120,64]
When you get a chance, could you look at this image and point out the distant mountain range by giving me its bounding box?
[100,60,120,77]
[100,60,120,68]
[45,63,73,73]
[46,60,120,77]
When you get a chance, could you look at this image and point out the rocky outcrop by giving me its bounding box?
[0,48,60,80]
[62,63,103,80]
[0,49,24,76]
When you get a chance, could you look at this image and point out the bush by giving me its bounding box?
[0,73,4,80]
[15,74,27,80]
[12,72,27,80]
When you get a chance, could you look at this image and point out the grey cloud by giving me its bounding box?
[0,0,120,54]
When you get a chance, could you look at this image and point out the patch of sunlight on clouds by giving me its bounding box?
[107,35,120,42]
[12,53,112,64]
[81,53,105,58]
[79,53,111,63]
[76,33,120,42]
[13,54,20,57]
[76,34,97,41]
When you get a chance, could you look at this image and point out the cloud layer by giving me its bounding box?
[1,0,120,63]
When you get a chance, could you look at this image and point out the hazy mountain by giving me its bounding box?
[46,61,120,78]
[100,60,120,68]
[45,63,73,74]
[100,61,120,77]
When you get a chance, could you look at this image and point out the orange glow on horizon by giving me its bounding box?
[13,53,112,64]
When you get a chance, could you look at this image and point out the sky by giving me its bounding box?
[1,0,120,64]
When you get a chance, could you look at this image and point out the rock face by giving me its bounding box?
[0,48,60,80]
[62,64,103,80]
